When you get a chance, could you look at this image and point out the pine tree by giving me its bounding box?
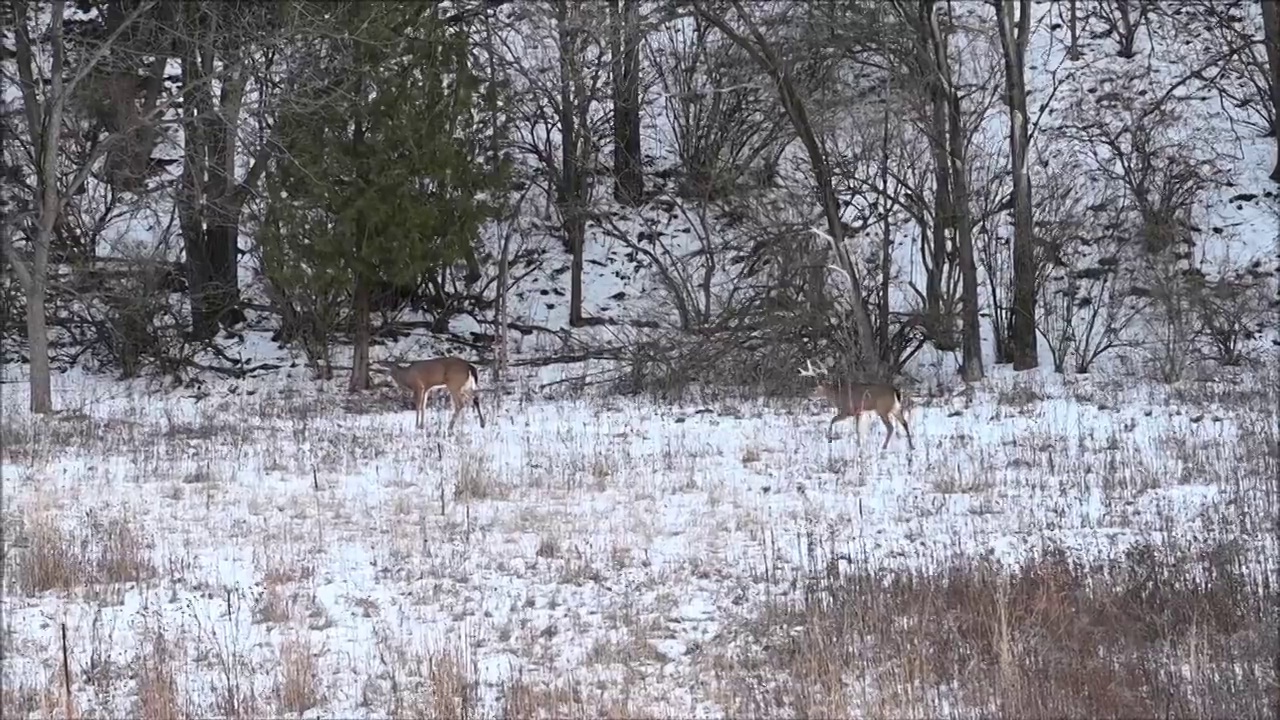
[261,1,509,389]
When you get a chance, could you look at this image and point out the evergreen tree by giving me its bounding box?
[261,1,508,389]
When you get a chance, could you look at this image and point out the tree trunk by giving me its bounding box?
[1262,0,1280,181]
[348,273,372,392]
[7,0,157,413]
[12,0,67,415]
[950,110,984,383]
[926,76,952,334]
[558,1,588,327]
[568,212,586,327]
[926,1,984,381]
[495,222,511,383]
[1066,0,1081,60]
[24,280,53,413]
[178,5,245,339]
[611,0,643,205]
[201,65,247,333]
[202,220,240,329]
[999,0,1039,371]
[901,0,958,352]
[178,14,216,338]
[878,89,893,366]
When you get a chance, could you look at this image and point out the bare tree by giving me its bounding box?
[1192,269,1273,367]
[1263,0,1280,181]
[555,1,604,327]
[495,1,611,328]
[891,0,985,380]
[610,0,644,205]
[1093,0,1153,59]
[1060,0,1083,60]
[1034,177,1147,374]
[890,0,963,350]
[175,2,275,339]
[2,0,162,413]
[691,0,883,378]
[1062,97,1225,257]
[76,0,176,193]
[1057,83,1231,380]
[995,0,1038,371]
[645,12,790,200]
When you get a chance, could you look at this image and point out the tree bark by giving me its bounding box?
[24,281,52,413]
[611,0,644,205]
[568,212,587,327]
[5,0,157,413]
[557,0,589,327]
[949,105,985,382]
[877,83,893,366]
[177,5,256,339]
[10,0,68,415]
[1065,0,1081,60]
[924,0,984,381]
[348,273,372,392]
[997,0,1039,371]
[1262,0,1280,181]
[896,0,959,352]
[495,223,512,383]
[926,70,953,340]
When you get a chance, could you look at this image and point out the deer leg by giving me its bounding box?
[414,388,425,429]
[470,392,486,429]
[447,391,465,433]
[880,413,895,450]
[854,413,865,447]
[897,408,915,450]
[827,414,848,442]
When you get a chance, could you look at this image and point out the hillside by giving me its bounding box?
[2,2,1277,718]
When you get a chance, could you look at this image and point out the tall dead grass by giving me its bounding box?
[709,539,1278,719]
[11,510,157,596]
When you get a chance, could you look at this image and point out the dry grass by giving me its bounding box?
[500,676,644,719]
[708,539,1278,719]
[1,367,1274,719]
[275,631,322,715]
[136,629,184,720]
[11,510,156,595]
[456,447,506,500]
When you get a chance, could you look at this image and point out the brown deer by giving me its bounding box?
[374,357,487,432]
[799,360,914,449]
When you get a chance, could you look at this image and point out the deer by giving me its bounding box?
[373,356,487,433]
[799,359,914,450]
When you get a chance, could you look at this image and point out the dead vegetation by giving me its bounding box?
[709,539,1278,718]
[0,368,1274,719]
[10,510,157,596]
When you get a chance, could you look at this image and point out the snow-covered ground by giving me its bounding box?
[3,1,1278,717]
[2,356,1276,717]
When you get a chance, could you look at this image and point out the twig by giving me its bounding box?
[61,622,75,720]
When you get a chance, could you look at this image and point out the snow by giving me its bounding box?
[2,1,1278,717]
[2,358,1275,716]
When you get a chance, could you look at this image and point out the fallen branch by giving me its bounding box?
[184,360,283,379]
[508,348,629,367]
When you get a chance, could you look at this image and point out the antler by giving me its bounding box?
[799,359,820,378]
[372,351,404,370]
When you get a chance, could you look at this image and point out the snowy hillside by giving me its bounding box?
[2,1,1277,718]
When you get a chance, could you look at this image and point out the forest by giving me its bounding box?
[2,0,1275,410]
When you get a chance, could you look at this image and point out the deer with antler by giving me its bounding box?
[799,359,914,449]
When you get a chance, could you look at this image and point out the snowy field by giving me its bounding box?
[2,354,1276,717]
[4,1,1279,717]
